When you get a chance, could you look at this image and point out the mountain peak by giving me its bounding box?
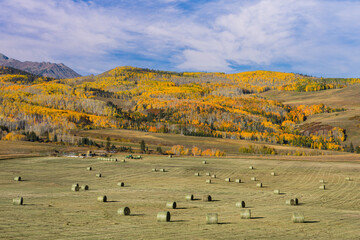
[0,54,81,79]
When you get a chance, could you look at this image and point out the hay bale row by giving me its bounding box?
[159,168,166,172]
[98,157,118,162]
[13,197,23,205]
[166,202,177,209]
[14,176,21,181]
[118,207,131,215]
[206,213,218,224]
[235,201,245,208]
[157,211,171,222]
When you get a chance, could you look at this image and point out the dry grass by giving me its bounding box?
[1,154,360,239]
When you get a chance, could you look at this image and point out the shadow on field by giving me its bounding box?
[211,200,220,202]
[175,207,187,209]
[106,201,119,203]
[130,214,145,216]
[171,220,188,222]
[218,222,232,225]
[251,217,264,219]
[304,220,320,223]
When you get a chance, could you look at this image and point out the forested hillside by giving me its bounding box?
[1,66,359,152]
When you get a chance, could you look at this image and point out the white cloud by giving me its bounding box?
[0,0,360,77]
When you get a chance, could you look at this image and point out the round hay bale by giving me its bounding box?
[286,199,295,205]
[14,176,21,181]
[194,172,200,176]
[202,195,212,202]
[211,174,216,178]
[273,189,280,194]
[81,185,89,190]
[225,178,231,182]
[157,211,170,222]
[292,212,304,223]
[152,168,157,172]
[206,213,218,224]
[117,207,131,215]
[206,179,212,184]
[117,182,125,187]
[319,179,325,183]
[319,185,326,190]
[71,185,80,191]
[87,167,92,171]
[159,168,165,172]
[166,202,177,209]
[96,173,102,178]
[295,198,299,205]
[169,155,172,158]
[202,161,207,164]
[121,159,126,163]
[240,209,251,219]
[345,177,351,181]
[271,172,276,176]
[256,183,262,188]
[185,194,194,200]
[235,201,245,208]
[251,177,256,181]
[13,197,23,205]
[249,166,254,169]
[206,172,210,176]
[97,196,107,202]
[235,179,241,183]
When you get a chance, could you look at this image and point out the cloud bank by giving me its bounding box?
[0,0,360,77]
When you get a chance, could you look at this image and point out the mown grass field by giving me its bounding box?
[1,153,360,239]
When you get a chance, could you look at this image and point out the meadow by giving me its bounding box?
[1,153,360,239]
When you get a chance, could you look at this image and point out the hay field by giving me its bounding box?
[1,155,360,239]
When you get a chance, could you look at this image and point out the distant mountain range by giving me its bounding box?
[0,53,81,79]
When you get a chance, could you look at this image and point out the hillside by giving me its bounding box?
[261,85,360,147]
[0,66,359,154]
[0,53,81,79]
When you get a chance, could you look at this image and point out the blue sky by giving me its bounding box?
[1,0,360,77]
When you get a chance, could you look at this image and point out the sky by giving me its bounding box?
[1,0,360,77]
